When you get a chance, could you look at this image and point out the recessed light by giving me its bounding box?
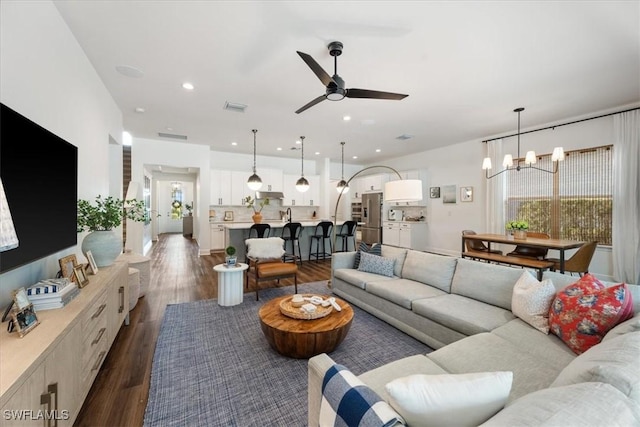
[375,149,381,153]
[182,82,194,90]
[135,107,145,113]
[295,140,301,145]
[166,127,173,131]
[315,151,320,155]
[115,65,144,78]
[231,142,238,146]
[343,115,351,121]
[352,156,358,159]
[277,147,282,151]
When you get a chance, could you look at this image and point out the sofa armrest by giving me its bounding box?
[308,353,337,427]
[332,251,357,271]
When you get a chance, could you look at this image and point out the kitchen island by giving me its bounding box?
[217,220,348,261]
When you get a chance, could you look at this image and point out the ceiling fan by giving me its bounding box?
[295,41,408,114]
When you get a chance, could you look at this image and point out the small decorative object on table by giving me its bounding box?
[225,245,237,267]
[8,287,39,337]
[506,220,529,239]
[279,294,333,320]
[244,195,269,224]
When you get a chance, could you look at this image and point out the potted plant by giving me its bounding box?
[185,203,193,216]
[243,195,269,224]
[225,245,237,267]
[77,195,146,267]
[506,220,529,239]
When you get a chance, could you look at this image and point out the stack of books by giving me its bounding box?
[27,278,80,311]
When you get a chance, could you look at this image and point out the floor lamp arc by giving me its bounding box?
[332,165,422,254]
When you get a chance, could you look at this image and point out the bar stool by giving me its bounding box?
[309,221,333,262]
[336,221,357,252]
[281,222,303,265]
[245,224,271,262]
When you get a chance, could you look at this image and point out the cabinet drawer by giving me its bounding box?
[81,290,108,336]
[82,315,107,371]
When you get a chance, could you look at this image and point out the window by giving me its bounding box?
[505,145,612,245]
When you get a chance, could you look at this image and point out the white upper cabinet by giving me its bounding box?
[256,168,283,192]
[231,170,253,205]
[282,174,320,206]
[210,170,232,205]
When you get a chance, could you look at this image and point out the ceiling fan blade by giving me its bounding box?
[295,95,326,114]
[296,51,334,87]
[345,88,408,100]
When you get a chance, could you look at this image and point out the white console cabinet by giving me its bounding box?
[383,222,428,251]
[0,262,128,426]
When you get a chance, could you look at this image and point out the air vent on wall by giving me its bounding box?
[396,134,414,141]
[223,101,248,113]
[158,132,188,140]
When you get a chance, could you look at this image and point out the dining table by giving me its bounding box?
[461,233,585,273]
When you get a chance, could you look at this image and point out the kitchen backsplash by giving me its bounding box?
[210,201,318,223]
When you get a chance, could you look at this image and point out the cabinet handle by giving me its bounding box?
[40,383,58,427]
[118,286,125,313]
[268,184,272,191]
[92,351,107,372]
[92,327,107,346]
[92,304,106,319]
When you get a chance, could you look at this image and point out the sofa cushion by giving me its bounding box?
[333,268,395,290]
[491,319,576,372]
[366,279,447,310]
[550,331,640,402]
[320,363,404,427]
[381,245,408,277]
[412,294,515,336]
[481,382,640,426]
[428,333,563,402]
[603,313,640,342]
[548,274,634,354]
[511,271,556,333]
[358,251,395,277]
[358,355,448,402]
[401,251,457,292]
[353,242,382,269]
[385,371,512,427]
[450,258,523,310]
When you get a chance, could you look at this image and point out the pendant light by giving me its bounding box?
[295,136,309,192]
[482,108,564,179]
[336,141,349,194]
[247,129,263,190]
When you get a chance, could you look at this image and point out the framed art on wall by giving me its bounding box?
[460,186,473,202]
[442,185,457,204]
[430,187,440,199]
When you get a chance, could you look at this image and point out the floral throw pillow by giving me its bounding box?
[548,274,634,354]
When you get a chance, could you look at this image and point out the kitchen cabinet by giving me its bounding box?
[231,170,253,205]
[210,170,232,205]
[282,174,320,206]
[359,174,385,193]
[349,178,362,201]
[383,221,428,251]
[256,168,283,192]
[383,222,401,247]
[210,224,226,251]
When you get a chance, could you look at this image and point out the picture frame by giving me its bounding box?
[11,302,39,338]
[12,287,31,311]
[59,254,79,282]
[224,211,234,221]
[460,186,473,202]
[73,265,90,288]
[429,187,441,199]
[85,250,99,275]
[442,185,457,204]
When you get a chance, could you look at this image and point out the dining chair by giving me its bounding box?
[506,231,550,260]
[548,241,598,276]
[462,230,503,256]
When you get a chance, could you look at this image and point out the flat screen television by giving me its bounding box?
[1,103,78,273]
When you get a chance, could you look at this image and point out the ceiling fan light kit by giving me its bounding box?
[296,136,310,192]
[247,129,263,191]
[482,108,565,179]
[295,41,408,114]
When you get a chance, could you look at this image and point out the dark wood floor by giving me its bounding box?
[74,233,332,427]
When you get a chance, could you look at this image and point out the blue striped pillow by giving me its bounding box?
[353,242,382,269]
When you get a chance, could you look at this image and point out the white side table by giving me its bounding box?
[117,252,151,297]
[214,263,249,306]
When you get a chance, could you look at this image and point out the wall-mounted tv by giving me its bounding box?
[1,103,78,273]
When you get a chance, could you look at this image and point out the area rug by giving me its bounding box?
[143,281,432,427]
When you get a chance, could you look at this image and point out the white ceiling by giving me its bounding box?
[54,1,639,165]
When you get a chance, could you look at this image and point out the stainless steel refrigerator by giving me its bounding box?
[361,192,383,244]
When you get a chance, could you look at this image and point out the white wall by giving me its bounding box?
[0,0,123,307]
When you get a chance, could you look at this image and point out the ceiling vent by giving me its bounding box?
[223,101,248,113]
[158,132,188,140]
[396,134,414,141]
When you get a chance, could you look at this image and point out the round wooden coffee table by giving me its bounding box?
[258,295,354,359]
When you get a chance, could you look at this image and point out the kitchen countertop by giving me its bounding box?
[211,220,346,229]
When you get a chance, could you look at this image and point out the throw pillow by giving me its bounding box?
[548,274,634,354]
[354,242,382,269]
[385,371,513,427]
[320,364,404,427]
[357,251,395,277]
[550,331,640,401]
[511,270,556,333]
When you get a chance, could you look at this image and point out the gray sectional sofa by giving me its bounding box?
[308,245,640,426]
